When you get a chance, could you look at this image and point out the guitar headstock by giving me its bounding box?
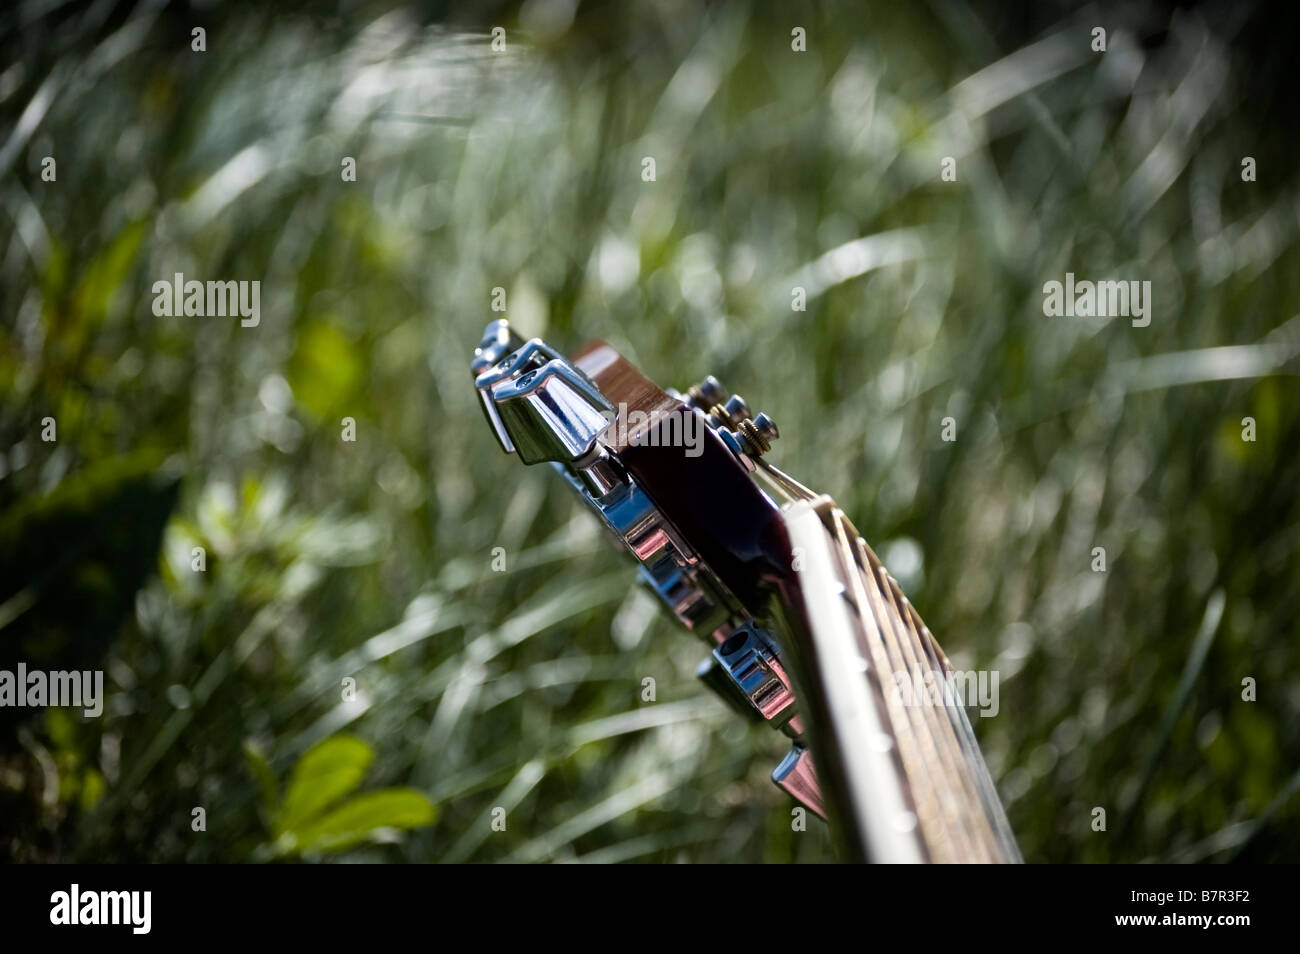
[471,318,797,626]
[470,318,829,813]
[469,318,1021,864]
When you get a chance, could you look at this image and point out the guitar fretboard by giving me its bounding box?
[829,505,1020,863]
[766,461,1021,863]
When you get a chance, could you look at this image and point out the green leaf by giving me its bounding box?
[68,219,147,333]
[243,741,279,823]
[288,320,362,420]
[79,769,106,812]
[289,788,437,855]
[277,735,373,835]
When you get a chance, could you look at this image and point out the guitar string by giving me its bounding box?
[827,512,966,862]
[755,459,1013,861]
[757,460,983,860]
[752,465,951,856]
[860,535,1014,862]
[857,532,1002,863]
[908,606,1022,862]
[835,513,990,863]
[876,553,1017,861]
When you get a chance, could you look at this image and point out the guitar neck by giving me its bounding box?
[477,321,1018,861]
[773,491,1021,863]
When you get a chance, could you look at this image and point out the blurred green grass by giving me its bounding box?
[1,0,1298,862]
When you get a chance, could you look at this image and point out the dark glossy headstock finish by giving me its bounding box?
[572,340,797,615]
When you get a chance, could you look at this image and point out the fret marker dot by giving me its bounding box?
[893,811,918,833]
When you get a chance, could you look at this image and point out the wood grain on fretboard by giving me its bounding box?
[820,502,1020,863]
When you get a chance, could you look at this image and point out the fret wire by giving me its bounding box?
[859,533,1018,862]
[850,526,988,862]
[826,514,951,868]
[829,510,980,863]
[824,515,945,862]
[911,613,1012,859]
[757,461,1019,860]
[868,546,1017,862]
[916,617,1022,862]
[874,554,999,863]
[844,515,1003,863]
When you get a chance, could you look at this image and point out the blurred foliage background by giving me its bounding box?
[1,0,1298,863]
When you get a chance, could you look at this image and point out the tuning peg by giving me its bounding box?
[473,334,564,454]
[695,655,765,722]
[685,375,728,410]
[712,622,797,728]
[773,745,827,820]
[471,318,525,376]
[723,394,751,423]
[743,412,779,454]
[489,359,614,465]
[716,411,780,468]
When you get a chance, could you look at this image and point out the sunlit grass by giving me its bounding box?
[2,0,1298,862]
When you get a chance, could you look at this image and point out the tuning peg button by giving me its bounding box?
[686,375,728,410]
[723,395,751,423]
